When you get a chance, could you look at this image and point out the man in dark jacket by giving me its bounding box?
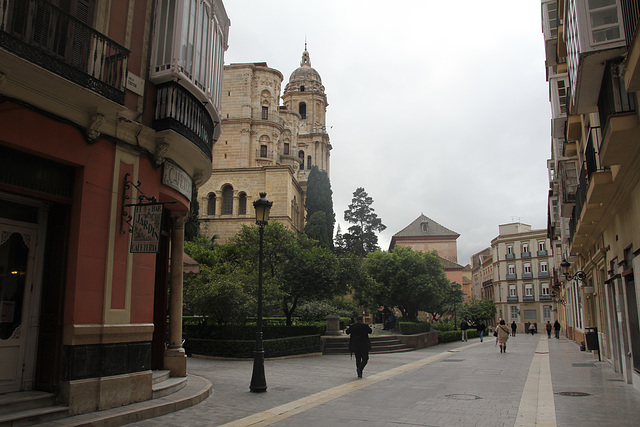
[460,319,469,342]
[346,316,372,378]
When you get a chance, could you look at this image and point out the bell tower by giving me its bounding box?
[282,45,331,179]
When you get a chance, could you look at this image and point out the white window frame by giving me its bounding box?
[540,262,549,273]
[508,265,516,275]
[587,0,623,45]
[524,263,532,274]
[542,283,550,296]
[510,306,519,320]
[525,284,533,297]
[507,245,513,255]
[538,241,546,252]
[509,284,517,297]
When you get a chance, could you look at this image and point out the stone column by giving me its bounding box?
[165,212,187,377]
[324,315,341,336]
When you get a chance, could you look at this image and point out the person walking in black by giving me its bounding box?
[511,321,517,337]
[460,319,469,342]
[554,320,561,339]
[346,316,372,378]
[477,321,486,342]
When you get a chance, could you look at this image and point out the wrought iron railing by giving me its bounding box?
[585,127,600,179]
[154,82,214,161]
[574,164,588,224]
[0,0,129,104]
[598,59,636,136]
[621,0,640,47]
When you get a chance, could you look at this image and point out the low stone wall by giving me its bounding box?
[395,331,439,349]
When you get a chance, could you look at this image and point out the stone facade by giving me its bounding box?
[199,49,331,241]
[490,223,555,332]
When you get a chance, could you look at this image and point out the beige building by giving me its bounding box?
[542,0,640,391]
[199,48,331,241]
[491,223,555,331]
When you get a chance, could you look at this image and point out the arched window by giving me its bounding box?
[307,155,312,170]
[300,85,305,92]
[207,193,216,215]
[299,102,306,119]
[222,185,233,215]
[298,150,304,168]
[238,192,247,215]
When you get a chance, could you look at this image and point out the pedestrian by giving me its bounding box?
[545,321,552,338]
[476,321,486,342]
[529,322,536,335]
[346,315,372,378]
[554,320,561,339]
[496,319,510,353]
[460,319,469,342]
[511,321,517,337]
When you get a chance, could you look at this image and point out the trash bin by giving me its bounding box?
[584,327,600,361]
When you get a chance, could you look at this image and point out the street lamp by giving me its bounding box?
[250,192,272,393]
[560,258,586,282]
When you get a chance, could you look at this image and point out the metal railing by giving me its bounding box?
[154,82,214,160]
[621,0,640,47]
[598,59,636,136]
[0,0,129,104]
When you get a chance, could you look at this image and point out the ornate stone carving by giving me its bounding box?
[154,141,170,166]
[86,113,104,140]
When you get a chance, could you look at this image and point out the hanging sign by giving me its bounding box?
[130,204,163,253]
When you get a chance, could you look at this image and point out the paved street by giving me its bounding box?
[130,334,640,426]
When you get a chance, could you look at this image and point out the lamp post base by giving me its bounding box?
[250,350,267,392]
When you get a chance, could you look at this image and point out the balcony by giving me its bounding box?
[507,296,519,303]
[506,274,517,280]
[523,296,535,302]
[623,0,640,91]
[522,273,533,279]
[537,250,548,256]
[540,295,553,302]
[154,82,214,160]
[506,254,515,260]
[539,271,550,278]
[0,0,129,104]
[521,252,531,258]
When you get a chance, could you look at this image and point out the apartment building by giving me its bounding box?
[542,0,640,391]
[491,223,555,331]
[0,0,228,416]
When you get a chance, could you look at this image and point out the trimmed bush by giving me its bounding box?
[398,322,431,335]
[437,329,478,343]
[185,335,321,358]
[183,324,324,340]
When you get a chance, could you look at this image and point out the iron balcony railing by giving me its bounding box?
[0,0,129,104]
[621,0,640,47]
[598,59,636,136]
[154,82,214,161]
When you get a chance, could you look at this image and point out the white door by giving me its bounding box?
[0,222,38,393]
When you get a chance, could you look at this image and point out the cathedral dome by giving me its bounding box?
[286,47,324,93]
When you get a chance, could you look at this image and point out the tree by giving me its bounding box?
[458,298,497,325]
[232,222,345,326]
[304,166,335,248]
[342,187,386,256]
[363,246,450,322]
[428,283,464,323]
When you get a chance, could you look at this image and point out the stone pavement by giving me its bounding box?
[58,333,640,426]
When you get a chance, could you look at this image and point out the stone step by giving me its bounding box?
[0,391,69,426]
[152,376,188,399]
[152,370,171,385]
[322,335,415,355]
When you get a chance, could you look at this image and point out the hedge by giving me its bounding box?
[438,329,478,343]
[185,334,321,358]
[183,323,325,340]
[398,322,431,335]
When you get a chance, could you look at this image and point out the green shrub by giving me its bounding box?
[183,323,324,340]
[185,335,321,358]
[398,322,431,335]
[437,329,478,343]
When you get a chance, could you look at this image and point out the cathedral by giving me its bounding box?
[199,47,331,241]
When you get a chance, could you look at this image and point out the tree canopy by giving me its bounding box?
[304,166,335,248]
[338,187,386,256]
[363,246,450,321]
[458,298,497,325]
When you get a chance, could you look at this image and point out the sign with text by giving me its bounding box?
[162,161,192,201]
[130,204,163,253]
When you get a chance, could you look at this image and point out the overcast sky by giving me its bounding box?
[222,0,551,266]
